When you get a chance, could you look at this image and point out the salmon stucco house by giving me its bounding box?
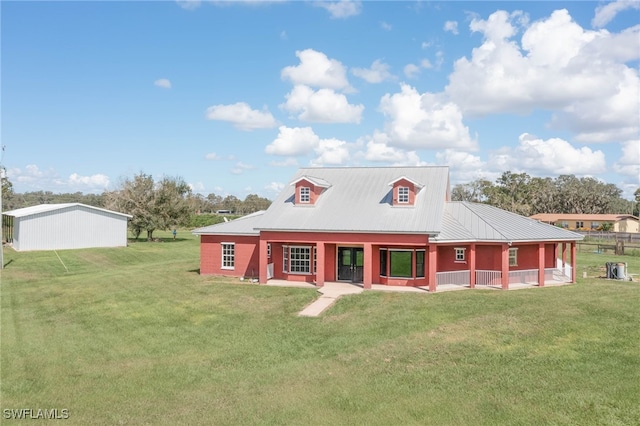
[193,167,583,291]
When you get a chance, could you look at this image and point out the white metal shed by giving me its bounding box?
[3,203,132,251]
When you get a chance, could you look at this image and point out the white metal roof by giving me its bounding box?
[434,202,584,243]
[192,210,264,236]
[4,203,132,219]
[257,166,450,234]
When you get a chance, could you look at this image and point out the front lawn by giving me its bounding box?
[1,233,639,424]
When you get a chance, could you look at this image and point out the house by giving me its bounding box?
[530,213,640,233]
[193,167,583,291]
[3,203,132,251]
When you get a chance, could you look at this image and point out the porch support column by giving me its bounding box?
[562,243,568,270]
[538,243,545,287]
[469,243,476,289]
[363,243,372,289]
[571,242,577,283]
[501,244,510,290]
[316,243,325,287]
[259,238,268,284]
[428,244,437,292]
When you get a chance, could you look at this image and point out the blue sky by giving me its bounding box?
[2,1,639,200]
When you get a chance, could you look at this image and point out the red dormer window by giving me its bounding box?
[291,176,331,206]
[389,177,424,207]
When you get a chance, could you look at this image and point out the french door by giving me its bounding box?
[337,247,364,283]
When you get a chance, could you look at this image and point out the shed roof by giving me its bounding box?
[258,166,450,234]
[4,203,132,219]
[434,202,584,243]
[192,211,264,236]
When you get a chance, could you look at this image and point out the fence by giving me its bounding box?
[476,270,502,286]
[436,270,470,286]
[508,269,539,284]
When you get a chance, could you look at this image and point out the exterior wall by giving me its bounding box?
[617,219,639,233]
[437,245,471,271]
[199,235,260,277]
[475,245,502,270]
[13,206,129,251]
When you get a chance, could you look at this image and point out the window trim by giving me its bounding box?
[289,245,312,275]
[380,249,388,277]
[397,186,410,204]
[282,245,288,273]
[221,242,235,270]
[299,187,311,203]
[415,249,425,278]
[509,247,518,267]
[454,247,466,262]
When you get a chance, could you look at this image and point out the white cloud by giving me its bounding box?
[361,131,426,165]
[381,21,392,31]
[265,126,320,156]
[446,9,640,143]
[311,138,350,165]
[230,161,256,175]
[403,59,432,78]
[68,173,110,188]
[379,84,477,150]
[314,0,362,19]
[492,133,607,176]
[205,102,276,131]
[176,0,201,10]
[265,182,285,193]
[444,20,459,35]
[280,30,287,40]
[269,157,299,167]
[205,152,221,160]
[154,78,172,89]
[8,165,110,193]
[189,181,206,192]
[613,140,640,179]
[435,149,491,183]
[592,0,640,28]
[265,125,350,165]
[281,49,352,91]
[351,59,394,83]
[281,85,364,123]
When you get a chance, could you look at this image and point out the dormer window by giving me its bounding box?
[388,176,424,207]
[300,187,311,203]
[398,187,409,203]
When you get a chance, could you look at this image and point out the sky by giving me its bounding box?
[2,0,639,201]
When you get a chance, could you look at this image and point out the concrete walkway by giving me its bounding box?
[297,282,363,317]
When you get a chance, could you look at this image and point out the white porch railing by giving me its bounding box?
[436,270,470,286]
[476,270,502,286]
[509,269,539,284]
[545,266,572,282]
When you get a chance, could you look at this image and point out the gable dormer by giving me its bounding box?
[290,176,331,206]
[388,176,424,207]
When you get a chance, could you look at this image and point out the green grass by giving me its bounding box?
[1,233,639,425]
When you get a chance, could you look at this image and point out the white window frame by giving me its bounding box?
[282,246,288,273]
[397,186,410,204]
[388,248,414,279]
[300,187,311,203]
[221,243,235,270]
[289,246,312,274]
[576,221,584,229]
[509,248,518,267]
[454,247,466,262]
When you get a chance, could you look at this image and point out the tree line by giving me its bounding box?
[2,172,272,240]
[451,172,639,216]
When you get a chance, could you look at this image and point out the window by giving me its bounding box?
[509,248,518,267]
[289,246,311,274]
[380,249,387,276]
[282,246,288,272]
[591,222,599,229]
[576,221,584,229]
[313,246,317,275]
[561,221,569,228]
[267,243,271,258]
[300,187,311,203]
[454,248,466,262]
[221,243,235,270]
[398,186,409,203]
[416,250,425,278]
[389,250,412,278]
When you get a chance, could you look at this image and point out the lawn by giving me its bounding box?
[1,232,639,425]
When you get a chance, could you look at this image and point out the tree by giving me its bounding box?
[104,173,192,240]
[450,179,492,203]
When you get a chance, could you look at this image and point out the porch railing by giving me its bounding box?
[545,266,572,282]
[476,270,502,286]
[508,269,539,285]
[436,270,470,286]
